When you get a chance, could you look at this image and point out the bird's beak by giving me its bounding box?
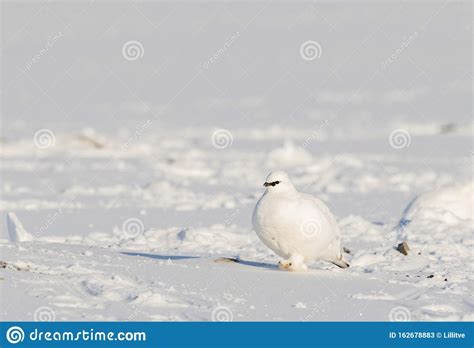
[263,182,270,187]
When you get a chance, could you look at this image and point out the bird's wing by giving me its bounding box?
[299,193,339,227]
[299,193,330,214]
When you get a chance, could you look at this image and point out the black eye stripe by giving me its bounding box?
[263,180,282,187]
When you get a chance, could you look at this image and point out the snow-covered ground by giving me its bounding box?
[1,1,472,321]
[1,128,472,321]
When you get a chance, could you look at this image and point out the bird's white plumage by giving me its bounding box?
[252,171,347,271]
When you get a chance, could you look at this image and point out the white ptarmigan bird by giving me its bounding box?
[252,171,348,271]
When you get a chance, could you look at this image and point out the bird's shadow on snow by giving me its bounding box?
[121,252,199,261]
[235,259,278,270]
[121,252,277,270]
[211,257,279,270]
[228,259,339,274]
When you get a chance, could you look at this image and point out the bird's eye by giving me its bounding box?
[264,180,281,187]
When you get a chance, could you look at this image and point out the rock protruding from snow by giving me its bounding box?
[396,241,410,255]
[7,212,34,242]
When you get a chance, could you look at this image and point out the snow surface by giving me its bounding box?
[0,128,472,321]
[1,1,472,322]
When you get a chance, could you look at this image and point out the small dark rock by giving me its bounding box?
[444,278,448,282]
[397,242,410,255]
[439,123,456,134]
[177,229,187,241]
[427,274,434,278]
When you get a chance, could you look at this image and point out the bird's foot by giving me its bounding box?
[278,256,307,272]
[278,260,293,271]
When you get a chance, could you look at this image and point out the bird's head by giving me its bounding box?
[263,170,296,194]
